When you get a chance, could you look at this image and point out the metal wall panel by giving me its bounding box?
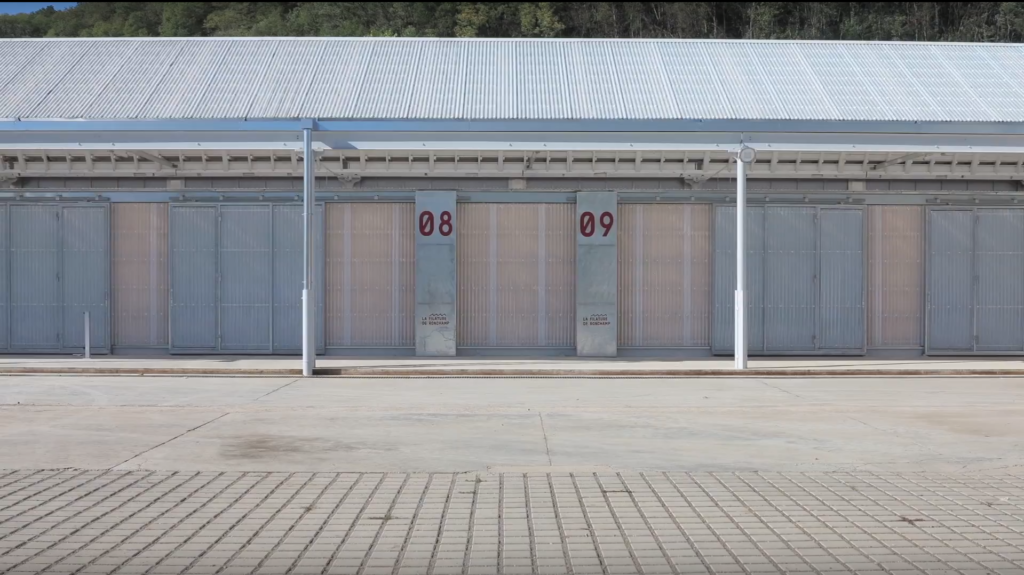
[458,204,575,347]
[170,205,217,350]
[272,205,325,352]
[714,205,865,354]
[927,209,975,352]
[0,205,7,350]
[618,204,710,348]
[712,206,765,352]
[219,206,272,351]
[10,205,60,349]
[61,206,109,350]
[868,206,924,349]
[976,209,1024,352]
[764,207,817,352]
[326,203,415,348]
[819,208,865,350]
[112,203,168,348]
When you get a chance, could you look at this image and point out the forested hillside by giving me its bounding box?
[2,2,1024,42]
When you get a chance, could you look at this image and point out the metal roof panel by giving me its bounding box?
[0,38,1022,124]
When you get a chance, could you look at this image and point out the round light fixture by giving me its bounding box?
[738,147,756,164]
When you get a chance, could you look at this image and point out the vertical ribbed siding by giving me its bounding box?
[0,205,7,350]
[818,208,865,350]
[457,204,575,347]
[712,206,765,353]
[764,207,817,352]
[10,205,61,349]
[218,206,272,351]
[868,206,924,349]
[927,209,975,352]
[271,204,325,353]
[170,205,217,350]
[975,209,1024,352]
[617,204,711,347]
[61,206,110,350]
[326,203,415,347]
[112,203,168,348]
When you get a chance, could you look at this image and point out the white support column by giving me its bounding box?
[735,147,754,370]
[302,127,316,376]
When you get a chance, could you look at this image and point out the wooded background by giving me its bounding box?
[2,2,1024,42]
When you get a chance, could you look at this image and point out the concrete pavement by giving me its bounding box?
[3,375,1024,574]
[1,356,1024,377]
[0,375,1022,472]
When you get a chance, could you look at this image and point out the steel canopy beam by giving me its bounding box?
[4,118,1024,136]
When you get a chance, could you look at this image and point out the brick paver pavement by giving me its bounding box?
[2,470,1024,574]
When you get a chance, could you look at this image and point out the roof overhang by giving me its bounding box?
[2,119,1024,183]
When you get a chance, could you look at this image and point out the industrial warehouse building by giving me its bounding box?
[0,37,1023,358]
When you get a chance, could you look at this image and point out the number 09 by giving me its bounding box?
[580,211,614,238]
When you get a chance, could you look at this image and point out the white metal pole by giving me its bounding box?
[302,127,315,376]
[83,311,91,360]
[734,153,748,370]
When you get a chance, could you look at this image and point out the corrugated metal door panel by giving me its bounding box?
[712,206,765,352]
[927,209,974,352]
[457,204,489,347]
[112,203,169,348]
[457,204,575,348]
[272,205,325,353]
[326,203,414,347]
[764,207,816,352]
[618,204,711,347]
[496,205,538,346]
[0,205,7,350]
[170,205,217,350]
[976,209,1024,352]
[867,206,924,348]
[219,205,272,351]
[61,206,110,351]
[819,208,865,350]
[543,204,576,347]
[10,205,60,349]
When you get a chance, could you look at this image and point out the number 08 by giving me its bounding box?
[418,210,453,237]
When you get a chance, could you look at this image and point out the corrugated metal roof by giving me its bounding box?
[3,37,1024,123]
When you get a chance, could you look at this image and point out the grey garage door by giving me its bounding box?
[713,205,865,355]
[927,208,1024,354]
[170,204,323,354]
[3,204,109,353]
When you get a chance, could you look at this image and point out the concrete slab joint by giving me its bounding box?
[576,191,618,357]
[415,190,457,356]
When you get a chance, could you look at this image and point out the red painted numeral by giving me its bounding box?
[418,210,434,236]
[580,211,614,237]
[580,211,596,237]
[599,211,614,236]
[419,210,453,237]
[439,210,453,236]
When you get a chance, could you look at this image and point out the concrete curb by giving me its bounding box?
[1,367,1024,377]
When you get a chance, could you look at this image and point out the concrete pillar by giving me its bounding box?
[415,191,457,356]
[576,191,617,357]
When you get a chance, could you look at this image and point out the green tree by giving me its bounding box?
[1,2,1023,42]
